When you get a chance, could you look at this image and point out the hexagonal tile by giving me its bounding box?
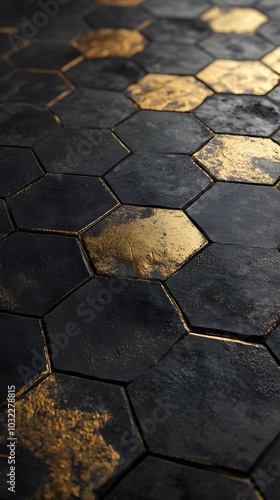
[45,276,187,381]
[199,33,274,59]
[251,433,280,500]
[10,174,118,234]
[10,41,81,70]
[0,200,12,241]
[145,0,210,19]
[115,110,213,153]
[200,7,268,34]
[263,47,280,74]
[126,74,213,111]
[76,29,147,58]
[0,374,143,499]
[65,57,144,91]
[134,43,213,75]
[268,84,280,105]
[194,95,280,136]
[106,457,259,500]
[0,104,59,147]
[167,244,280,337]
[34,128,129,176]
[128,335,280,471]
[83,206,207,279]
[187,183,280,247]
[142,19,210,44]
[0,314,49,406]
[257,0,280,18]
[84,6,150,29]
[0,146,43,197]
[197,60,279,95]
[106,153,213,208]
[258,21,280,44]
[0,70,71,106]
[35,15,88,41]
[0,232,90,315]
[194,135,280,184]
[51,88,137,128]
[266,326,280,364]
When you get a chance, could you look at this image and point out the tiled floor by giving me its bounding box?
[0,0,279,499]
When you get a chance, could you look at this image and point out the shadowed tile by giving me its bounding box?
[10,41,81,70]
[84,6,150,29]
[251,434,280,500]
[199,33,274,59]
[142,19,210,43]
[266,326,280,364]
[145,0,210,19]
[0,146,43,197]
[0,200,12,240]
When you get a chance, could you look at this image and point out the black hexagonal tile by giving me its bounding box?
[266,326,280,364]
[45,276,187,382]
[268,84,280,106]
[0,104,59,147]
[187,183,280,248]
[106,153,213,208]
[167,244,280,337]
[251,433,280,500]
[84,6,150,29]
[199,33,274,59]
[128,334,280,471]
[0,314,49,406]
[258,21,280,44]
[142,19,210,44]
[0,232,90,315]
[115,111,213,153]
[51,88,137,128]
[10,41,81,70]
[0,146,43,197]
[34,127,129,176]
[36,15,88,40]
[106,457,259,500]
[134,43,213,75]
[9,174,118,233]
[0,200,12,241]
[0,374,143,499]
[145,0,210,18]
[0,70,70,106]
[65,58,145,91]
[194,95,280,136]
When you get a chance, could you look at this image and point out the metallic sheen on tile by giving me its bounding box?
[76,28,147,58]
[200,7,268,34]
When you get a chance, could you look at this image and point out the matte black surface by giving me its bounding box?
[142,19,210,43]
[199,33,274,59]
[10,41,81,70]
[0,200,12,241]
[84,6,150,29]
[0,146,43,197]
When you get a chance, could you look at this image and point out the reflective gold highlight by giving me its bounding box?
[15,376,120,499]
[76,29,147,58]
[200,7,268,34]
[84,206,207,279]
[194,135,280,184]
[197,60,279,95]
[126,74,213,111]
[263,47,280,74]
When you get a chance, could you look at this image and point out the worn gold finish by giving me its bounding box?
[263,47,280,74]
[15,376,120,499]
[97,0,143,4]
[200,7,268,34]
[84,206,207,279]
[197,60,279,95]
[76,29,147,58]
[126,74,213,112]
[194,135,280,184]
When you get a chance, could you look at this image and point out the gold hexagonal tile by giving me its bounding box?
[197,60,279,95]
[98,0,143,4]
[263,47,280,74]
[84,206,207,279]
[200,7,268,34]
[76,29,147,58]
[126,74,213,112]
[194,135,280,184]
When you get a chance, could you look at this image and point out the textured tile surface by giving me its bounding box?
[76,28,147,58]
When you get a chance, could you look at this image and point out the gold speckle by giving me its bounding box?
[97,0,143,4]
[197,60,279,95]
[200,7,268,34]
[84,206,207,279]
[76,29,147,58]
[263,47,280,74]
[14,376,120,500]
[126,74,213,112]
[194,135,280,184]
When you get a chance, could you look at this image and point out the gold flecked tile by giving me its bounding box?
[84,206,207,279]
[200,7,268,34]
[126,74,213,112]
[98,0,143,4]
[197,60,279,95]
[76,29,147,58]
[262,47,280,74]
[194,135,280,184]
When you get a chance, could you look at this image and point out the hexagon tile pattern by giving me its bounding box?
[1,1,280,499]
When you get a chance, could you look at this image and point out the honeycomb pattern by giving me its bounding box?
[0,0,279,499]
